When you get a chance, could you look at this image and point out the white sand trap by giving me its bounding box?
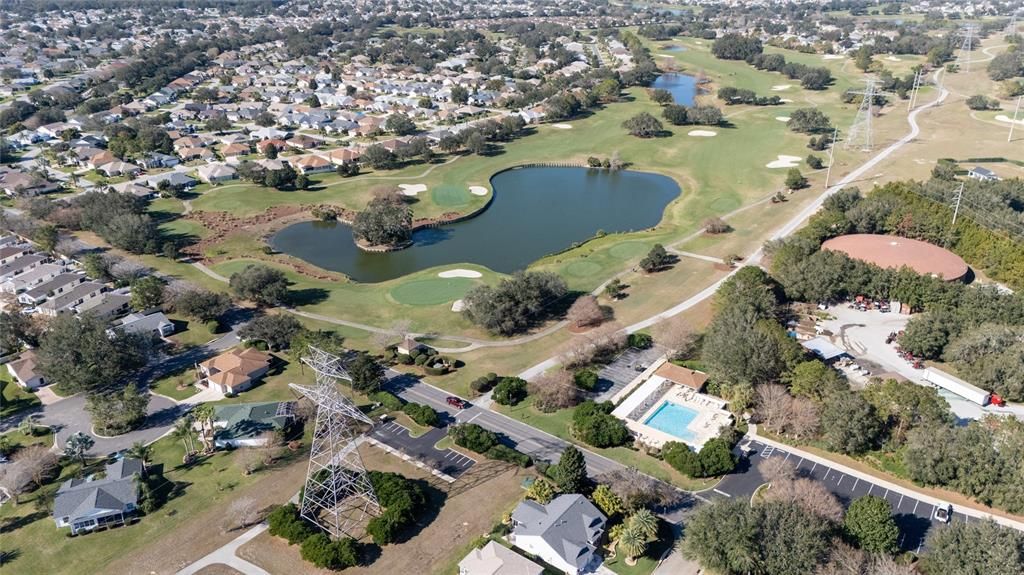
[995,114,1024,126]
[885,56,901,62]
[451,299,466,312]
[688,130,717,137]
[469,185,489,196]
[780,98,794,103]
[438,268,483,279]
[775,116,791,122]
[658,54,675,58]
[823,54,845,60]
[551,123,572,129]
[770,84,792,91]
[766,155,802,169]
[695,41,704,45]
[399,183,427,196]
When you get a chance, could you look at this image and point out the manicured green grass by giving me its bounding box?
[1,372,40,418]
[604,519,678,575]
[431,183,473,207]
[389,277,477,305]
[165,314,219,350]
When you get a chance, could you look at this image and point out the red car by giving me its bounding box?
[446,396,469,410]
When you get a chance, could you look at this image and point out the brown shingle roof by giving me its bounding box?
[654,363,708,391]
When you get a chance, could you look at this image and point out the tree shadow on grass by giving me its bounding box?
[0,511,47,534]
[288,288,329,306]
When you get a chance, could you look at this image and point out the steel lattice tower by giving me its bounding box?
[955,25,979,73]
[845,78,880,152]
[290,347,380,539]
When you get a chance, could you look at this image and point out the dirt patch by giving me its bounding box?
[104,455,311,575]
[239,444,527,575]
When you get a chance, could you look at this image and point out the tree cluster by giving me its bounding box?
[463,271,568,336]
[351,192,413,247]
[661,104,723,126]
[717,87,782,106]
[572,401,631,448]
[662,437,736,478]
[229,264,290,306]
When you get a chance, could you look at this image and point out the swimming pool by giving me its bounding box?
[643,401,699,442]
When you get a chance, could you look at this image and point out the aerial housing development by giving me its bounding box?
[1,1,1024,574]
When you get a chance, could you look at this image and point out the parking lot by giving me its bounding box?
[593,345,665,402]
[713,439,973,552]
[370,421,476,479]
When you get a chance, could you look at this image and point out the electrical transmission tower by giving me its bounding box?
[1009,95,1022,143]
[290,347,380,539]
[845,78,887,152]
[955,24,979,73]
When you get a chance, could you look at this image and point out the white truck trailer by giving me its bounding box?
[922,368,992,406]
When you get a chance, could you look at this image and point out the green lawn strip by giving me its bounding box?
[150,369,201,402]
[389,277,477,306]
[494,398,716,492]
[0,436,272,575]
[2,428,55,450]
[1,372,40,418]
[390,411,433,438]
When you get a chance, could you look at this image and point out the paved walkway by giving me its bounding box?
[747,427,1024,531]
[175,522,269,575]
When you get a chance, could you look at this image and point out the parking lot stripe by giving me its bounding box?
[810,462,817,473]
[823,469,831,480]
[797,457,804,467]
[884,489,889,498]
[898,494,904,507]
[867,484,873,495]
[836,474,844,486]
[713,489,732,497]
[913,500,919,514]
[784,452,791,461]
[852,477,859,491]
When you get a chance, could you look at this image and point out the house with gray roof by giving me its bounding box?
[459,540,544,575]
[212,401,296,448]
[510,494,606,574]
[53,458,143,535]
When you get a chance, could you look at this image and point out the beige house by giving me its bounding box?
[6,349,45,390]
[458,541,543,575]
[197,347,272,395]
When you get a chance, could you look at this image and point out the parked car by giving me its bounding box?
[446,396,469,410]
[934,503,953,523]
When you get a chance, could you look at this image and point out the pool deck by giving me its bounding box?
[612,367,733,451]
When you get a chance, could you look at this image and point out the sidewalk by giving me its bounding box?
[175,522,269,575]
[748,427,1024,531]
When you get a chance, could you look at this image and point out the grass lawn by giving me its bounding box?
[389,277,478,306]
[1,372,40,418]
[1,427,55,451]
[165,314,219,350]
[604,519,678,575]
[0,431,304,575]
[150,368,201,402]
[495,398,717,492]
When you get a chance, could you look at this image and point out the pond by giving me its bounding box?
[270,167,681,283]
[651,73,697,106]
[662,45,687,53]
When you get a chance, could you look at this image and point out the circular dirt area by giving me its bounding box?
[609,241,650,259]
[821,234,969,281]
[432,184,471,207]
[565,260,603,277]
[390,277,477,305]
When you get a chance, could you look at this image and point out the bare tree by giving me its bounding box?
[759,456,794,486]
[373,319,412,350]
[225,496,260,530]
[0,463,33,505]
[559,337,596,369]
[869,555,916,575]
[654,316,697,360]
[786,397,821,439]
[586,321,627,358]
[110,260,149,283]
[755,384,793,433]
[815,542,866,575]
[17,445,59,488]
[703,217,731,234]
[529,370,580,412]
[765,477,844,523]
[567,295,604,329]
[237,448,265,475]
[596,467,680,511]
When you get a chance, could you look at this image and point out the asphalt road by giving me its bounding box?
[713,439,975,552]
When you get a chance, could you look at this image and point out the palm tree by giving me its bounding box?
[629,508,659,540]
[192,404,215,453]
[173,416,197,453]
[126,441,153,471]
[618,525,647,566]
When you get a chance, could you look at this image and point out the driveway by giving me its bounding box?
[369,421,475,479]
[34,391,183,455]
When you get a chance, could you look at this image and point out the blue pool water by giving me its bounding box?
[643,401,699,442]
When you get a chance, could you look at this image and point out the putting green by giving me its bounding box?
[564,260,602,277]
[389,277,476,306]
[431,184,471,208]
[709,195,741,213]
[609,241,650,259]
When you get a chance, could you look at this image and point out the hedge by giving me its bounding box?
[449,423,499,453]
[486,444,532,467]
[366,471,427,545]
[470,372,500,394]
[267,503,316,545]
[402,402,440,427]
[370,391,403,412]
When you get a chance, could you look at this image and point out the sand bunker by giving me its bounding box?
[770,84,792,91]
[658,54,675,58]
[551,123,573,129]
[438,269,483,279]
[885,56,901,62]
[775,116,791,122]
[451,299,466,312]
[823,54,844,60]
[688,130,717,137]
[399,183,427,196]
[780,98,794,103]
[995,114,1024,126]
[469,186,489,196]
[766,155,802,169]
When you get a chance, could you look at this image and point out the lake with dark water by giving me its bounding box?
[651,73,698,105]
[270,167,681,283]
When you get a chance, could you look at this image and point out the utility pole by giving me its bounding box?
[956,25,978,73]
[951,181,965,228]
[1009,95,1022,143]
[907,69,923,112]
[825,126,839,189]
